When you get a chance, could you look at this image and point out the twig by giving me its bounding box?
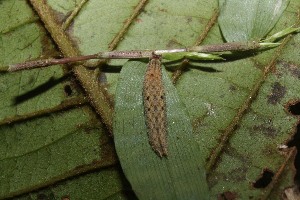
[6,41,271,72]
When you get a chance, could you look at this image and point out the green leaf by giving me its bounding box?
[16,168,131,200]
[113,60,209,199]
[218,0,290,42]
[1,0,300,199]
[0,2,119,199]
[162,52,224,61]
[263,26,300,42]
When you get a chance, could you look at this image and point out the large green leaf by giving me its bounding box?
[218,0,290,42]
[114,60,209,199]
[16,167,132,200]
[0,0,299,199]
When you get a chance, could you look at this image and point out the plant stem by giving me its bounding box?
[6,41,269,72]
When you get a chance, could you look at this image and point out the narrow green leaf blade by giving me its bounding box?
[113,60,209,199]
[263,26,300,42]
[219,0,290,42]
[162,52,224,61]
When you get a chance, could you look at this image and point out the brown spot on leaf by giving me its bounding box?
[229,85,237,92]
[267,82,286,104]
[218,191,238,200]
[252,123,277,138]
[278,61,300,79]
[192,116,204,130]
[261,144,279,158]
[61,195,70,200]
[289,67,300,79]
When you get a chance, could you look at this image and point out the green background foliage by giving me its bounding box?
[0,0,300,199]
